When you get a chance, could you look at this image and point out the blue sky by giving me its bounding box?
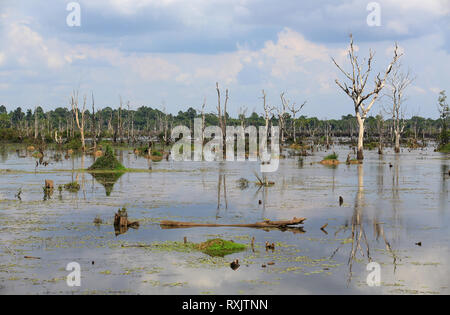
[0,0,449,118]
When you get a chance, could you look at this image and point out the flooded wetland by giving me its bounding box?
[0,144,448,295]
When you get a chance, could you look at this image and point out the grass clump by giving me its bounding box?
[195,239,246,257]
[88,145,126,171]
[323,152,338,160]
[437,143,450,153]
[136,238,246,257]
[64,181,80,192]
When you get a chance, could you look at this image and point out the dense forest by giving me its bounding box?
[0,102,446,146]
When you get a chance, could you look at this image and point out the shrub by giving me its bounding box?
[323,152,338,160]
[88,145,126,171]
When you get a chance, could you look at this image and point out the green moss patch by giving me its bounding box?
[195,239,246,257]
[124,238,246,257]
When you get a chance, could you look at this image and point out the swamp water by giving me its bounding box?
[0,145,448,294]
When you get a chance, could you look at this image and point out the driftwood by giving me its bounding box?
[160,217,306,229]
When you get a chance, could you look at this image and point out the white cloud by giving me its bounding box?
[0,52,5,66]
[259,28,331,78]
[5,22,66,69]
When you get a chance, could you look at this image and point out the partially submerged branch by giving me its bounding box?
[160,217,306,229]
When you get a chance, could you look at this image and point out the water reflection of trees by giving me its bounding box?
[440,158,448,213]
[333,164,398,284]
[216,164,228,219]
[90,171,124,196]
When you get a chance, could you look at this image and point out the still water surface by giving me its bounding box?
[0,145,448,294]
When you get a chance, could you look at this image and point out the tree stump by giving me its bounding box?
[45,180,54,189]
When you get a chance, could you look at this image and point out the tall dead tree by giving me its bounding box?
[71,90,86,151]
[216,82,229,152]
[261,90,271,136]
[376,113,384,154]
[277,93,289,144]
[238,105,248,128]
[332,34,401,160]
[34,106,38,140]
[199,97,206,144]
[287,99,306,143]
[91,92,97,151]
[385,63,414,153]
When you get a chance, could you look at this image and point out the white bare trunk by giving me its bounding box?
[356,113,365,160]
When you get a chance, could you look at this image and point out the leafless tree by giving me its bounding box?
[71,90,86,151]
[332,34,401,160]
[276,93,288,144]
[376,113,384,154]
[199,97,206,144]
[286,99,306,143]
[34,106,38,140]
[238,105,247,128]
[384,63,414,153]
[216,82,229,151]
[91,92,97,151]
[261,90,272,136]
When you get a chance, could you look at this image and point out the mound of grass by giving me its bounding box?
[437,143,450,153]
[135,238,247,257]
[195,239,246,257]
[88,145,125,171]
[323,152,338,160]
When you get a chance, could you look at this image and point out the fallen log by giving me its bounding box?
[160,217,306,229]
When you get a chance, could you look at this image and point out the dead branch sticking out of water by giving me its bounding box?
[160,217,306,230]
[253,171,275,187]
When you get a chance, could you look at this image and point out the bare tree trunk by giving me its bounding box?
[91,92,97,151]
[394,130,401,153]
[71,90,86,151]
[34,106,38,140]
[356,112,365,160]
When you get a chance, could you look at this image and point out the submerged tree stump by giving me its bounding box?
[114,207,139,229]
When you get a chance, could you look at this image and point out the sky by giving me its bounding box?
[0,0,449,118]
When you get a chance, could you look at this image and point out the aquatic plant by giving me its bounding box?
[237,178,249,189]
[64,181,80,192]
[323,152,338,160]
[195,239,246,257]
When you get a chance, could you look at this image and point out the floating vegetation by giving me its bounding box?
[93,215,103,225]
[64,181,80,192]
[123,238,246,257]
[196,239,246,257]
[237,178,249,189]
